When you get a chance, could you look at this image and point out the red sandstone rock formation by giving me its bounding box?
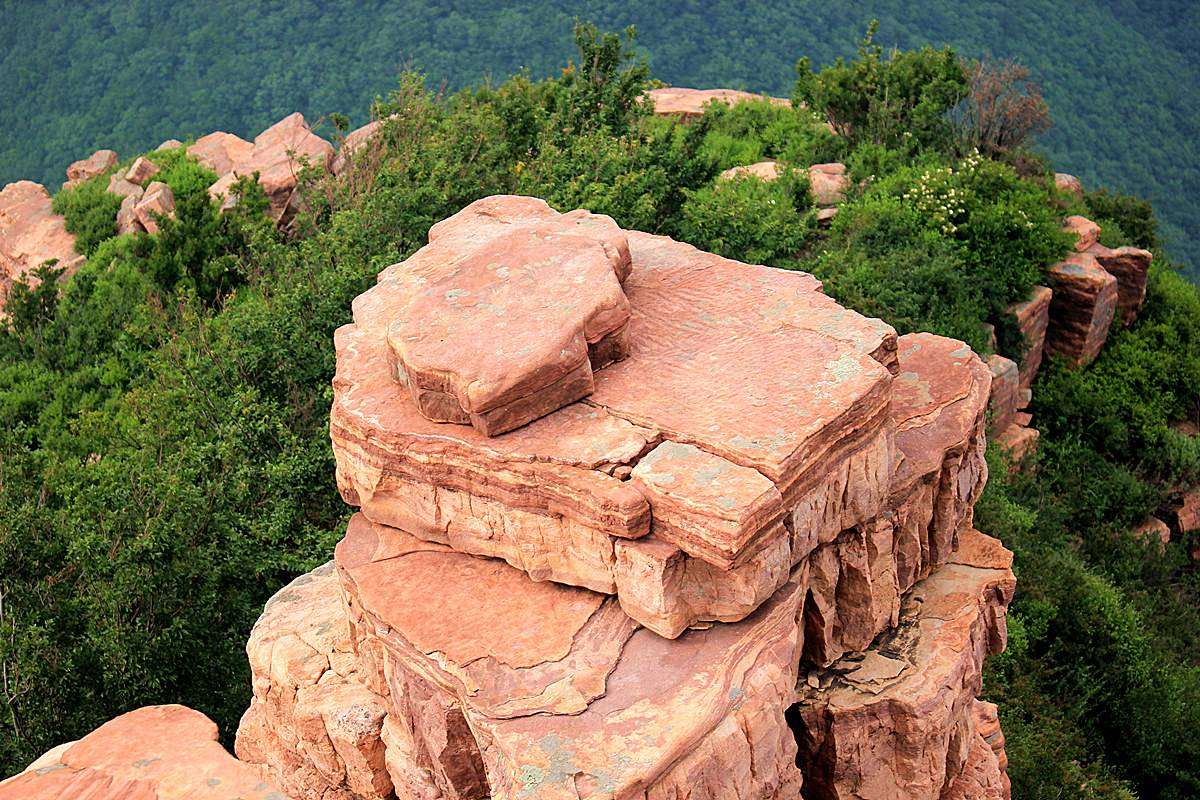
[0,181,84,308]
[1064,215,1101,252]
[63,149,117,188]
[0,705,290,800]
[133,181,175,234]
[795,528,1015,800]
[1046,252,1118,367]
[646,87,790,121]
[986,354,1020,436]
[107,172,144,200]
[1005,285,1052,397]
[1134,516,1171,550]
[125,155,161,186]
[1086,242,1153,326]
[190,113,334,221]
[332,119,384,175]
[1054,172,1084,197]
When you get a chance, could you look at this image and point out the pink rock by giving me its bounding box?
[0,181,84,309]
[115,194,143,235]
[943,701,1012,800]
[807,163,849,207]
[157,139,183,150]
[645,87,790,121]
[188,131,255,175]
[332,119,383,175]
[1177,490,1200,535]
[1133,516,1171,550]
[1005,285,1052,396]
[1046,252,1118,367]
[1086,242,1152,326]
[336,513,807,800]
[106,172,144,200]
[0,705,289,800]
[816,206,839,227]
[995,423,1039,466]
[235,563,393,800]
[795,528,1015,800]
[125,156,161,186]
[64,149,118,187]
[719,160,785,182]
[1054,172,1083,197]
[1064,215,1101,252]
[133,181,175,234]
[385,196,633,436]
[986,354,1020,436]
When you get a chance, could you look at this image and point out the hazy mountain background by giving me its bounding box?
[2,0,1197,276]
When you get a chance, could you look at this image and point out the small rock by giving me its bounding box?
[1054,172,1083,197]
[133,181,175,234]
[64,149,118,187]
[125,156,161,186]
[1064,215,1101,252]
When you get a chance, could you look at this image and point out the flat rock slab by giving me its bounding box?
[0,705,289,800]
[1046,252,1118,367]
[0,181,84,309]
[336,513,807,800]
[64,149,117,187]
[235,562,394,800]
[646,87,790,121]
[1086,242,1152,326]
[794,528,1015,800]
[385,196,633,435]
[1005,285,1052,395]
[719,160,785,181]
[332,198,902,633]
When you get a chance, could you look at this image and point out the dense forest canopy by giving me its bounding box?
[0,0,1197,278]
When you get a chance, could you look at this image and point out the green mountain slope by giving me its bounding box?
[0,1,1197,276]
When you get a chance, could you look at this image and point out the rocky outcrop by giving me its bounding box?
[1085,242,1152,327]
[1133,516,1171,549]
[107,172,144,200]
[794,528,1015,800]
[0,705,290,800]
[332,120,383,175]
[0,181,84,309]
[132,181,175,234]
[1005,285,1052,397]
[1046,252,1118,367]
[125,155,160,186]
[235,563,392,800]
[646,87,790,121]
[1064,215,1100,252]
[1054,172,1083,197]
[63,149,117,188]
[986,354,1020,436]
[190,113,334,221]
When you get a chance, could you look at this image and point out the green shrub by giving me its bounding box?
[1085,188,1158,250]
[51,173,122,255]
[677,171,813,264]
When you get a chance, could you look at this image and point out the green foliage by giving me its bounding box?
[697,99,842,171]
[51,173,122,255]
[794,21,967,151]
[677,171,813,264]
[1085,188,1159,251]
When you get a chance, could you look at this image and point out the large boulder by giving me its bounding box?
[0,705,291,800]
[1005,285,1052,397]
[133,181,176,234]
[331,119,383,175]
[646,87,790,121]
[794,528,1015,800]
[719,160,786,182]
[1086,242,1152,326]
[1046,252,1118,367]
[63,149,118,187]
[125,155,161,186]
[808,163,849,207]
[0,181,84,309]
[188,130,256,175]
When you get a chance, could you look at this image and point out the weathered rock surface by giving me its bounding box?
[107,172,144,200]
[0,181,84,308]
[236,562,393,800]
[64,149,117,187]
[646,87,790,121]
[1085,242,1152,326]
[133,181,176,234]
[995,420,1039,465]
[808,163,849,208]
[157,138,184,151]
[116,194,142,235]
[190,113,334,221]
[1005,285,1052,397]
[1064,215,1101,252]
[1046,252,1118,367]
[384,196,633,435]
[986,354,1020,436]
[794,528,1015,800]
[332,196,905,635]
[0,705,290,800]
[942,701,1011,800]
[125,156,161,186]
[719,160,785,182]
[336,513,807,800]
[1054,172,1083,197]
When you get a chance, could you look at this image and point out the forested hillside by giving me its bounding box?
[0,1,1197,277]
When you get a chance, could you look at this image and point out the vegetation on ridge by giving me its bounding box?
[0,20,1199,800]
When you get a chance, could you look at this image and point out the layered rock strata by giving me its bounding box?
[793,528,1015,800]
[0,705,290,800]
[0,181,84,308]
[646,87,790,120]
[1005,285,1052,397]
[1046,252,1118,367]
[1085,242,1152,327]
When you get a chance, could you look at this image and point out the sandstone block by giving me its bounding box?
[157,138,184,150]
[986,354,1020,436]
[995,422,1039,465]
[64,149,117,187]
[332,119,383,175]
[0,181,84,309]
[1133,516,1171,550]
[125,156,161,186]
[808,163,849,208]
[794,528,1015,800]
[1064,215,1101,252]
[646,87,790,121]
[116,194,142,235]
[0,705,289,800]
[1054,172,1083,197]
[106,172,144,200]
[133,181,176,234]
[1086,242,1152,326]
[1005,285,1052,395]
[1046,252,1117,367]
[719,160,785,182]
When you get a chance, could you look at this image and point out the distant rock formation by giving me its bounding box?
[63,149,117,188]
[646,86,790,121]
[0,180,83,309]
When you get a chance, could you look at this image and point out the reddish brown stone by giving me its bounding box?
[1054,172,1083,197]
[188,131,255,175]
[157,139,184,151]
[986,354,1020,436]
[106,172,144,200]
[0,181,84,309]
[1133,516,1171,550]
[795,528,1015,800]
[64,149,118,187]
[384,196,633,435]
[116,194,142,235]
[1178,490,1200,535]
[1046,252,1118,367]
[808,163,849,207]
[995,423,1039,465]
[719,161,785,182]
[133,181,175,234]
[1086,242,1152,326]
[125,156,161,186]
[0,705,289,800]
[645,87,789,121]
[1005,285,1052,396]
[1064,215,1101,252]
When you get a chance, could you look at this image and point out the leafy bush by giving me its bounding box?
[698,98,842,171]
[677,171,813,264]
[1085,188,1159,251]
[51,173,122,255]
